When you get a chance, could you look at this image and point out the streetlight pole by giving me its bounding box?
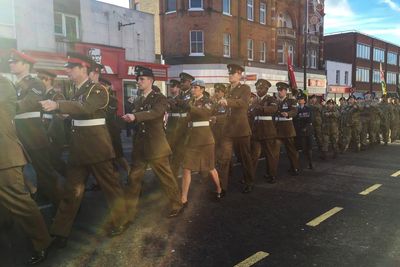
[303,0,308,91]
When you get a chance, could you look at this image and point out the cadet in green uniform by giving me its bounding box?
[180,80,224,205]
[211,83,228,166]
[274,82,300,175]
[249,79,279,183]
[309,95,323,151]
[321,99,340,159]
[390,98,399,143]
[217,64,255,193]
[40,53,129,247]
[369,97,382,145]
[166,79,182,171]
[122,66,183,220]
[341,95,362,152]
[0,75,51,265]
[8,49,60,206]
[379,95,391,145]
[36,69,67,176]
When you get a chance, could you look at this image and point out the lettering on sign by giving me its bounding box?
[127,66,136,75]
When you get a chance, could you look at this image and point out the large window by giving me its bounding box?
[277,43,293,64]
[373,48,385,62]
[388,52,397,65]
[373,69,380,84]
[356,68,370,82]
[356,43,370,60]
[260,41,266,62]
[189,0,203,10]
[308,49,317,69]
[344,71,349,85]
[54,12,79,40]
[260,3,266,24]
[222,0,231,15]
[335,70,340,84]
[247,0,254,21]
[166,0,176,12]
[223,33,231,57]
[190,30,204,55]
[0,0,14,26]
[247,39,254,60]
[387,72,397,85]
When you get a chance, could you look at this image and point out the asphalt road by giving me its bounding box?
[1,138,400,267]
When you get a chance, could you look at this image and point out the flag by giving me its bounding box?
[379,62,387,96]
[287,51,299,96]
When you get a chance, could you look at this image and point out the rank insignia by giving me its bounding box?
[31,88,42,95]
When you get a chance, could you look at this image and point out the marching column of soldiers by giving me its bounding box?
[1,50,400,265]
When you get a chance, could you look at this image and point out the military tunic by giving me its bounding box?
[293,104,313,167]
[341,103,362,151]
[211,96,228,165]
[309,102,323,150]
[321,106,340,153]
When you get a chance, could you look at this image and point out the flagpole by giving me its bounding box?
[303,0,308,91]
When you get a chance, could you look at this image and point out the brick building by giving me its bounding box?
[159,0,326,94]
[325,31,400,96]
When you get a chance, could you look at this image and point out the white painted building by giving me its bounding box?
[326,60,353,99]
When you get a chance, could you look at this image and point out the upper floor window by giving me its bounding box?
[308,49,317,69]
[277,43,293,64]
[356,43,370,60]
[372,69,380,84]
[166,0,176,12]
[247,0,254,21]
[260,3,266,24]
[260,41,266,62]
[387,52,397,65]
[373,48,385,62]
[247,39,254,60]
[335,70,340,84]
[223,33,231,57]
[344,71,349,85]
[190,30,204,56]
[278,12,293,28]
[356,67,370,82]
[54,12,79,40]
[189,0,203,10]
[387,72,397,85]
[222,0,231,15]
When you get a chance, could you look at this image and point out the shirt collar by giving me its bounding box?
[76,78,89,90]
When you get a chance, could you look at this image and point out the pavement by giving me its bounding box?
[1,135,400,267]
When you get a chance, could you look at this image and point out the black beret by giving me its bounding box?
[227,64,244,74]
[327,99,335,104]
[309,94,317,99]
[297,93,307,100]
[214,83,226,93]
[276,82,290,91]
[255,79,271,89]
[339,96,346,101]
[64,52,93,68]
[35,69,57,78]
[135,65,154,81]
[179,72,195,82]
[169,79,180,87]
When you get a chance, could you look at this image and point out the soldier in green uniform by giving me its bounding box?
[379,95,391,145]
[309,95,323,151]
[341,95,362,152]
[338,96,347,152]
[211,83,228,167]
[36,69,67,176]
[249,79,279,183]
[122,66,183,220]
[390,98,399,143]
[40,52,129,247]
[321,99,340,159]
[0,75,51,265]
[369,96,382,145]
[8,49,60,206]
[217,64,255,193]
[166,79,182,169]
[358,96,369,150]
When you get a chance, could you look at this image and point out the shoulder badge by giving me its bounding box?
[31,88,42,95]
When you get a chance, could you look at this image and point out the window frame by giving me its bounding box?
[259,41,266,62]
[387,71,397,85]
[260,2,266,25]
[344,71,349,85]
[356,67,370,82]
[189,30,205,56]
[189,0,203,11]
[222,0,231,16]
[372,69,380,84]
[165,0,177,13]
[335,70,340,84]
[387,51,397,65]
[54,12,80,40]
[223,33,231,58]
[247,39,254,61]
[247,0,254,21]
[373,47,385,62]
[356,43,371,60]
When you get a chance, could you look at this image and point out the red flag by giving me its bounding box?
[287,52,298,96]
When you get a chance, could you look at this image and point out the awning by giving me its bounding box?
[328,86,352,94]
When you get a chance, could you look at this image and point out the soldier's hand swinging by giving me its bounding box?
[122,113,136,122]
[39,99,58,111]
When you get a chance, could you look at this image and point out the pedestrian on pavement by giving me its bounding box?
[122,66,183,221]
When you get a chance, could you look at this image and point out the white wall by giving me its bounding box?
[326,60,352,86]
[80,0,155,62]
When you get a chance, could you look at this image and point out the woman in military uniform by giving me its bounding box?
[181,80,225,206]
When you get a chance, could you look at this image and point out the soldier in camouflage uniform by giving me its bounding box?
[358,97,370,150]
[321,99,340,159]
[308,95,323,151]
[390,98,399,143]
[379,95,391,145]
[369,97,382,145]
[338,97,347,151]
[341,95,362,152]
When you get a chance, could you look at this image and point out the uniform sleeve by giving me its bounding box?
[0,77,16,104]
[262,97,278,115]
[190,100,213,118]
[16,79,44,113]
[58,84,108,116]
[287,99,298,118]
[226,85,250,109]
[134,95,167,122]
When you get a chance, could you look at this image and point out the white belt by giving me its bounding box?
[276,117,293,122]
[255,116,273,121]
[42,114,53,120]
[14,112,41,119]
[72,118,106,127]
[169,113,188,118]
[191,121,210,127]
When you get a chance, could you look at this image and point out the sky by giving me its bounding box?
[97,0,400,45]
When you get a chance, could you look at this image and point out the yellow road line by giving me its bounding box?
[391,170,400,177]
[359,184,382,195]
[306,207,343,227]
[234,251,270,267]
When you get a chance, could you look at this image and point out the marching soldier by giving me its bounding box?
[180,80,224,205]
[36,69,67,176]
[390,98,399,143]
[40,52,129,247]
[379,95,391,145]
[341,95,362,152]
[122,66,183,220]
[293,93,314,169]
[166,79,182,161]
[0,75,51,265]
[217,64,255,193]
[321,99,340,159]
[211,83,228,166]
[249,79,279,183]
[274,82,300,175]
[8,49,60,206]
[309,94,323,151]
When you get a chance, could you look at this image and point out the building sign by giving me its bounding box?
[88,48,101,64]
[329,86,351,93]
[308,78,326,87]
[126,64,168,81]
[86,47,117,74]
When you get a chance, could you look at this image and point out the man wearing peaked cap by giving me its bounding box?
[40,51,129,242]
[276,81,290,91]
[214,83,226,94]
[9,49,62,208]
[169,79,180,88]
[88,62,104,83]
[227,63,245,74]
[179,72,195,82]
[255,79,271,89]
[135,65,155,81]
[309,93,323,152]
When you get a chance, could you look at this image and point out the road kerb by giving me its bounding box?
[234,251,270,267]
[306,207,343,227]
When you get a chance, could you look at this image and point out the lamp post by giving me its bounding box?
[303,0,309,91]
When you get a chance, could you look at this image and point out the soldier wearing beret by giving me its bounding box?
[180,80,225,205]
[122,66,183,219]
[8,49,61,206]
[0,75,51,265]
[274,82,300,175]
[167,72,195,180]
[308,94,323,152]
[321,99,340,159]
[249,79,280,183]
[211,83,228,166]
[218,64,255,193]
[341,95,362,152]
[36,69,67,176]
[40,52,129,246]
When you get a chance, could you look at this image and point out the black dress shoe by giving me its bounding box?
[215,189,226,201]
[167,207,184,218]
[242,185,253,194]
[266,176,276,184]
[182,202,189,208]
[291,169,300,176]
[26,250,47,265]
[108,224,129,237]
[51,236,68,249]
